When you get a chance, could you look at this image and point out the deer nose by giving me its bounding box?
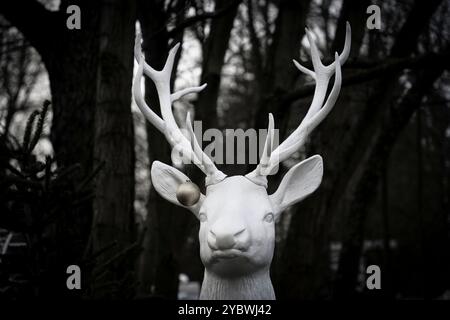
[208,228,246,250]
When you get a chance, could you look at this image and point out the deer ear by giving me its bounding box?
[269,155,323,215]
[150,161,205,216]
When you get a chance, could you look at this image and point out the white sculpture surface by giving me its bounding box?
[133,23,351,300]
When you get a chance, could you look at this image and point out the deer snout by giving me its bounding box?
[208,227,247,251]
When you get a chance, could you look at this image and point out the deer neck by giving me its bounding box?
[199,268,275,300]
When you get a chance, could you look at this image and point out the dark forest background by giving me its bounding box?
[0,0,449,300]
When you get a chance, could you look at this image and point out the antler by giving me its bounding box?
[133,34,226,186]
[246,22,351,184]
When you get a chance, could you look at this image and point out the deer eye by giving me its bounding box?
[199,212,207,222]
[263,212,274,223]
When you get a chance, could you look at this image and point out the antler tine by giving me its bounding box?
[133,53,165,132]
[245,113,275,186]
[186,113,227,183]
[293,22,351,80]
[259,113,274,173]
[260,114,274,164]
[185,112,207,166]
[308,53,342,130]
[132,35,226,184]
[134,33,157,76]
[134,34,209,103]
[293,22,350,121]
[172,84,207,102]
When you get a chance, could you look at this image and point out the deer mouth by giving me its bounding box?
[211,249,245,261]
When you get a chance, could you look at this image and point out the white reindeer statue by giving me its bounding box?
[133,23,351,300]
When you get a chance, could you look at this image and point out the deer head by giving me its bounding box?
[133,23,351,300]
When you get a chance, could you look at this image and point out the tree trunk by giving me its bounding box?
[334,64,444,297]
[136,0,184,299]
[91,0,136,296]
[0,0,138,296]
[44,1,102,274]
[195,0,239,131]
[333,0,443,297]
[332,0,370,57]
[254,0,310,135]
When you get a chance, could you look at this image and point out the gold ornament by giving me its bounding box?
[176,180,201,206]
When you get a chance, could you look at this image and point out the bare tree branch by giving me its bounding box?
[282,51,450,106]
[0,0,58,55]
[146,0,242,40]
